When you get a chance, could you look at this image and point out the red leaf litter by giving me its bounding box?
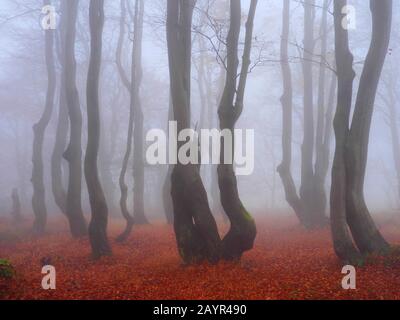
[1,215,400,300]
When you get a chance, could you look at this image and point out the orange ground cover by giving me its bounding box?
[1,215,400,300]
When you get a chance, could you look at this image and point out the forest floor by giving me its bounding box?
[1,214,400,300]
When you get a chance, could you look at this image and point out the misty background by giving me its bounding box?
[0,0,399,221]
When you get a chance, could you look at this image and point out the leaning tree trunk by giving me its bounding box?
[217,0,258,260]
[132,0,148,225]
[63,0,88,238]
[345,0,392,255]
[330,0,361,263]
[277,0,306,226]
[167,0,221,264]
[51,0,68,216]
[31,0,56,235]
[331,0,392,263]
[85,0,112,259]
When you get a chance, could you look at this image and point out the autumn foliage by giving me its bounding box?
[1,215,400,300]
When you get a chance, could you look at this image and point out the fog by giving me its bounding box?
[0,0,399,222]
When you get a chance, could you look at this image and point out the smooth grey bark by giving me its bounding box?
[331,0,360,263]
[331,0,391,263]
[31,0,56,235]
[162,96,174,225]
[313,0,330,219]
[51,0,68,216]
[85,0,112,259]
[300,0,327,228]
[217,0,258,260]
[278,0,307,226]
[116,0,135,241]
[63,0,88,237]
[167,0,221,264]
[132,0,148,225]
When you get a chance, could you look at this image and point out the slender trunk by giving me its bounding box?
[31,0,56,235]
[51,0,68,216]
[331,0,360,263]
[345,0,392,254]
[300,0,327,228]
[85,0,112,259]
[132,0,148,225]
[167,0,221,264]
[218,0,258,260]
[277,0,306,226]
[162,96,174,225]
[313,0,329,219]
[63,0,88,238]
[116,0,135,241]
[331,0,392,263]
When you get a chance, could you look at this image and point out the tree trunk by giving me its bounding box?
[330,0,361,263]
[63,0,88,238]
[167,0,221,264]
[330,0,392,263]
[162,97,174,225]
[85,0,112,259]
[116,0,135,241]
[31,0,56,235]
[300,0,327,228]
[345,0,392,255]
[313,0,329,220]
[217,0,258,260]
[51,0,68,216]
[132,0,148,225]
[277,0,307,226]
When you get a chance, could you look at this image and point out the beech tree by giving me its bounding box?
[331,0,392,263]
[131,0,148,225]
[217,0,258,260]
[51,0,69,216]
[85,0,112,259]
[31,0,56,235]
[279,0,335,229]
[63,0,88,237]
[167,0,221,264]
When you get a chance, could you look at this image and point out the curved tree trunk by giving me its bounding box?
[116,0,135,241]
[63,0,88,238]
[31,0,56,235]
[167,0,221,264]
[331,0,392,263]
[85,0,112,259]
[217,0,258,260]
[330,0,361,263]
[345,0,392,255]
